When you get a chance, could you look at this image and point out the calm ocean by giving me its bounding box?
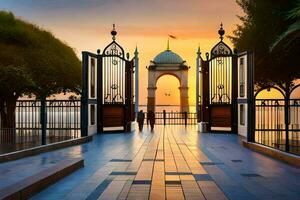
[138,105,196,113]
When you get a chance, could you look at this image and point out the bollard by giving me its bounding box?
[199,122,208,133]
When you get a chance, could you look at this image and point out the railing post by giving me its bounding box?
[285,96,290,152]
[40,96,47,145]
[184,112,187,126]
[163,110,166,126]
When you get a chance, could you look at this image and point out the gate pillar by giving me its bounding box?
[196,46,201,122]
[134,47,139,115]
[81,52,98,136]
[232,55,238,134]
[200,59,210,131]
[237,52,255,139]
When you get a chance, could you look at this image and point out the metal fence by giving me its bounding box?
[289,99,300,155]
[255,99,300,155]
[145,111,198,125]
[0,100,81,146]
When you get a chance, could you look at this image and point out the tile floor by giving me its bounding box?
[1,125,299,200]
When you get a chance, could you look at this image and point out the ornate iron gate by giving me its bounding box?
[81,25,135,136]
[198,24,238,132]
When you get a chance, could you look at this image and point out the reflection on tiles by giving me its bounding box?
[240,173,262,177]
[0,125,297,200]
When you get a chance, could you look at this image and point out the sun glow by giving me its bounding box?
[156,75,180,106]
[0,0,243,106]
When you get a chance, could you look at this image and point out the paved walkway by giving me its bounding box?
[0,125,299,200]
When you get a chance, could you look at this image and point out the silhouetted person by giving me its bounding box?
[137,110,145,131]
[148,110,155,131]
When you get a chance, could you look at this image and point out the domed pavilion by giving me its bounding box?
[147,43,189,112]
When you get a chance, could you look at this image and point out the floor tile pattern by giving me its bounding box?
[0,125,299,200]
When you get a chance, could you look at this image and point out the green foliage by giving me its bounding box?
[0,11,81,98]
[271,1,300,51]
[0,65,34,98]
[287,0,300,19]
[230,0,300,88]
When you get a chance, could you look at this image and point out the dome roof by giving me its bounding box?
[153,50,184,64]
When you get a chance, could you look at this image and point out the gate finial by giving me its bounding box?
[197,44,201,56]
[218,23,225,41]
[111,24,117,41]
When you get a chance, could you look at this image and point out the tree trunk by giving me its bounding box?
[0,97,17,143]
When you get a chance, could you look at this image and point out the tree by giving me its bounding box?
[271,1,300,50]
[270,0,300,80]
[0,11,81,131]
[0,66,34,129]
[230,0,300,91]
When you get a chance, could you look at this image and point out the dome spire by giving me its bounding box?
[167,37,170,50]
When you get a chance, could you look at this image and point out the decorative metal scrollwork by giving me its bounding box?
[104,94,111,103]
[211,84,230,104]
[216,57,224,65]
[112,94,124,103]
[210,24,233,58]
[101,24,129,105]
[112,59,118,65]
[217,84,224,90]
[104,42,124,57]
[211,42,232,57]
[102,24,125,58]
[111,84,118,90]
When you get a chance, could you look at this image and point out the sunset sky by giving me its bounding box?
[0,0,243,106]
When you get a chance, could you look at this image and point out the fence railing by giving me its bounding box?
[0,100,81,146]
[145,111,197,125]
[255,99,300,155]
[289,99,300,155]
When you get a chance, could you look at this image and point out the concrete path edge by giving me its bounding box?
[243,141,300,168]
[0,136,92,163]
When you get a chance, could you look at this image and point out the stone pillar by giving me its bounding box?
[179,86,189,112]
[147,70,156,112]
[179,70,189,112]
[147,87,156,112]
[196,46,201,119]
[134,47,139,115]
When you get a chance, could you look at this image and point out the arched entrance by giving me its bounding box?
[147,47,189,112]
[156,74,180,111]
